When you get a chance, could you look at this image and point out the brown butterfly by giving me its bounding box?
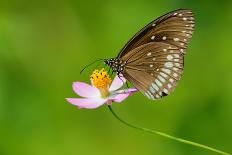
[105,9,195,100]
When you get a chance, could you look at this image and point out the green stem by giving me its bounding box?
[108,105,231,155]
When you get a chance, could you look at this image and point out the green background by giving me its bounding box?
[0,0,232,155]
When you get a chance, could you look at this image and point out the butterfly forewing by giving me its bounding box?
[117,9,194,58]
[122,42,183,99]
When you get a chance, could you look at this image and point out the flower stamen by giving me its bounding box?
[90,68,111,98]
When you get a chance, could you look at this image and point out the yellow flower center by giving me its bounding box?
[90,68,112,98]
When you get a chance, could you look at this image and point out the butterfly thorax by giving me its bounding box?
[104,58,126,74]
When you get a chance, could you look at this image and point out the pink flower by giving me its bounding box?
[66,68,137,109]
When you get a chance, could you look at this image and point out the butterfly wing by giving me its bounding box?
[121,42,184,100]
[117,9,194,58]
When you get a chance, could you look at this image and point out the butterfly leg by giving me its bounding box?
[108,68,111,76]
[110,70,114,77]
[107,68,114,79]
[117,73,130,94]
[125,81,129,89]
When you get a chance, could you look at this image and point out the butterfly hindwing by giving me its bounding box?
[122,42,183,100]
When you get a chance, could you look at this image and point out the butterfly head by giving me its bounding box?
[104,58,126,74]
[104,58,113,66]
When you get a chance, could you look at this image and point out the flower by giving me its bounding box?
[66,68,137,109]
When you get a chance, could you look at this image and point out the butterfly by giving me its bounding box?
[104,9,195,100]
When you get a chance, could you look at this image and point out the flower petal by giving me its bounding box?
[110,88,138,103]
[109,75,126,91]
[72,82,100,98]
[66,98,107,109]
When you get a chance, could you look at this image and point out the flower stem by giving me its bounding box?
[108,105,231,155]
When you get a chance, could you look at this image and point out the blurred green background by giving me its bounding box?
[0,0,232,155]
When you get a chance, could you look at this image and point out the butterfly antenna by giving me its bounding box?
[80,59,105,74]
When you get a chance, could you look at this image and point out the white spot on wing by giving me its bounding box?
[162,68,171,74]
[151,36,155,40]
[155,79,162,87]
[173,38,180,42]
[167,55,173,60]
[173,73,178,77]
[162,36,167,40]
[147,91,154,100]
[160,72,168,78]
[165,62,173,68]
[149,86,156,93]
[152,83,159,91]
[158,75,166,83]
[147,52,152,56]
[173,67,179,71]
[169,78,174,83]
[144,92,150,99]
[174,54,179,58]
[175,63,180,67]
[163,88,168,94]
[155,94,160,98]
